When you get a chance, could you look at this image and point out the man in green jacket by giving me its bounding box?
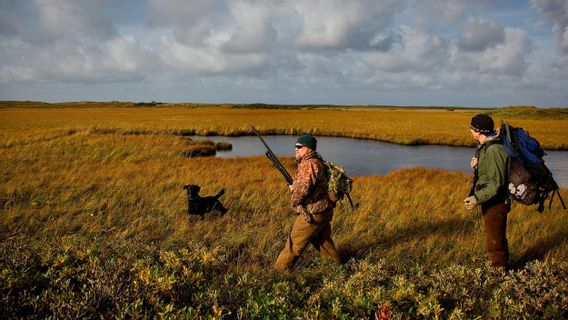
[464,114,511,269]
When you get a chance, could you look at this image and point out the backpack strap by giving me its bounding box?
[538,198,545,213]
[558,190,567,210]
[346,193,354,209]
[549,188,567,211]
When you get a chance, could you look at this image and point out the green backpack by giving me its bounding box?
[324,161,354,207]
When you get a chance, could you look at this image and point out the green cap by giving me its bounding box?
[296,135,317,150]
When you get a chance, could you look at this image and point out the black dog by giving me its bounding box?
[183,184,227,218]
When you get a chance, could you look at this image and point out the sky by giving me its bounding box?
[1,0,567,107]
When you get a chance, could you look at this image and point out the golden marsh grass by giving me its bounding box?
[1,104,566,267]
[1,102,567,149]
[1,102,567,318]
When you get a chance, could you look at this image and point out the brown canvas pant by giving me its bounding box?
[481,201,510,269]
[274,208,341,270]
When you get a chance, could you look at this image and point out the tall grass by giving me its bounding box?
[1,103,567,149]
[1,105,567,318]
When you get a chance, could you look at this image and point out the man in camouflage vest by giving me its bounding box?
[274,134,341,270]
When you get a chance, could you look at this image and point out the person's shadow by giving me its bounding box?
[510,228,568,270]
[338,215,475,262]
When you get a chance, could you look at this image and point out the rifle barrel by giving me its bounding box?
[252,126,271,150]
[253,126,294,185]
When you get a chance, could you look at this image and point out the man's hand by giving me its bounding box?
[464,195,478,210]
[303,210,313,223]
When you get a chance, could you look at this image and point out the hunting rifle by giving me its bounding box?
[251,126,293,185]
[253,126,355,210]
[253,126,315,222]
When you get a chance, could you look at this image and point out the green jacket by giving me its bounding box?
[474,138,510,203]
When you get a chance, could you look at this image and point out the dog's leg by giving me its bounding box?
[212,201,228,214]
[218,202,228,214]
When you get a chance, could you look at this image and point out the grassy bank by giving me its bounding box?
[1,104,568,318]
[1,102,568,150]
[1,115,567,318]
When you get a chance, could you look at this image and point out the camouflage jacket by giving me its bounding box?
[290,150,334,214]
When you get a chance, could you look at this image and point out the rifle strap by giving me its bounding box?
[346,193,355,209]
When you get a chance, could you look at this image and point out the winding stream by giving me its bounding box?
[194,135,568,188]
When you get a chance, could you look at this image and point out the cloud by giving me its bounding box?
[220,1,278,53]
[33,0,117,40]
[291,0,402,50]
[159,37,267,76]
[146,0,404,52]
[0,34,161,84]
[531,0,568,53]
[0,10,20,36]
[0,0,161,85]
[0,0,566,106]
[147,0,219,46]
[458,17,505,51]
[414,0,465,28]
[364,26,449,74]
[144,0,406,75]
[453,27,531,76]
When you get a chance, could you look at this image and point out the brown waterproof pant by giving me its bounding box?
[274,208,341,270]
[481,201,510,269]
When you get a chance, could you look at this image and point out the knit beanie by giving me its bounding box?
[296,135,317,150]
[470,114,494,134]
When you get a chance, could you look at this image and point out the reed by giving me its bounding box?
[1,102,567,149]
[1,126,566,265]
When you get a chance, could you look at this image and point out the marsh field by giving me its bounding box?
[1,102,568,319]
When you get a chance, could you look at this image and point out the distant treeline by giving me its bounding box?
[488,106,568,120]
[2,101,567,120]
[0,100,496,110]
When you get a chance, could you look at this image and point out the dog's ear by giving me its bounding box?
[183,184,190,190]
[195,185,201,193]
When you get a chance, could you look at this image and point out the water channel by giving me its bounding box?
[194,135,568,188]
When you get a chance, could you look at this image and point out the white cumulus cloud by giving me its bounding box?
[0,0,566,106]
[291,0,402,50]
[531,0,568,53]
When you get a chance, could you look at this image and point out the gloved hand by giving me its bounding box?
[293,205,313,223]
[464,195,478,210]
[303,210,313,223]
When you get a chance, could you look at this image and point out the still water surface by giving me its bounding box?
[195,135,568,188]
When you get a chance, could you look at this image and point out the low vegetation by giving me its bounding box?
[489,106,568,120]
[2,239,566,319]
[1,103,567,318]
[1,102,567,149]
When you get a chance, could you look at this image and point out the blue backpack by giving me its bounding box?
[500,122,565,212]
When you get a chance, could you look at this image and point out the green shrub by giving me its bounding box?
[1,239,567,319]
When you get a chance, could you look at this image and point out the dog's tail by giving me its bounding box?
[214,189,225,199]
